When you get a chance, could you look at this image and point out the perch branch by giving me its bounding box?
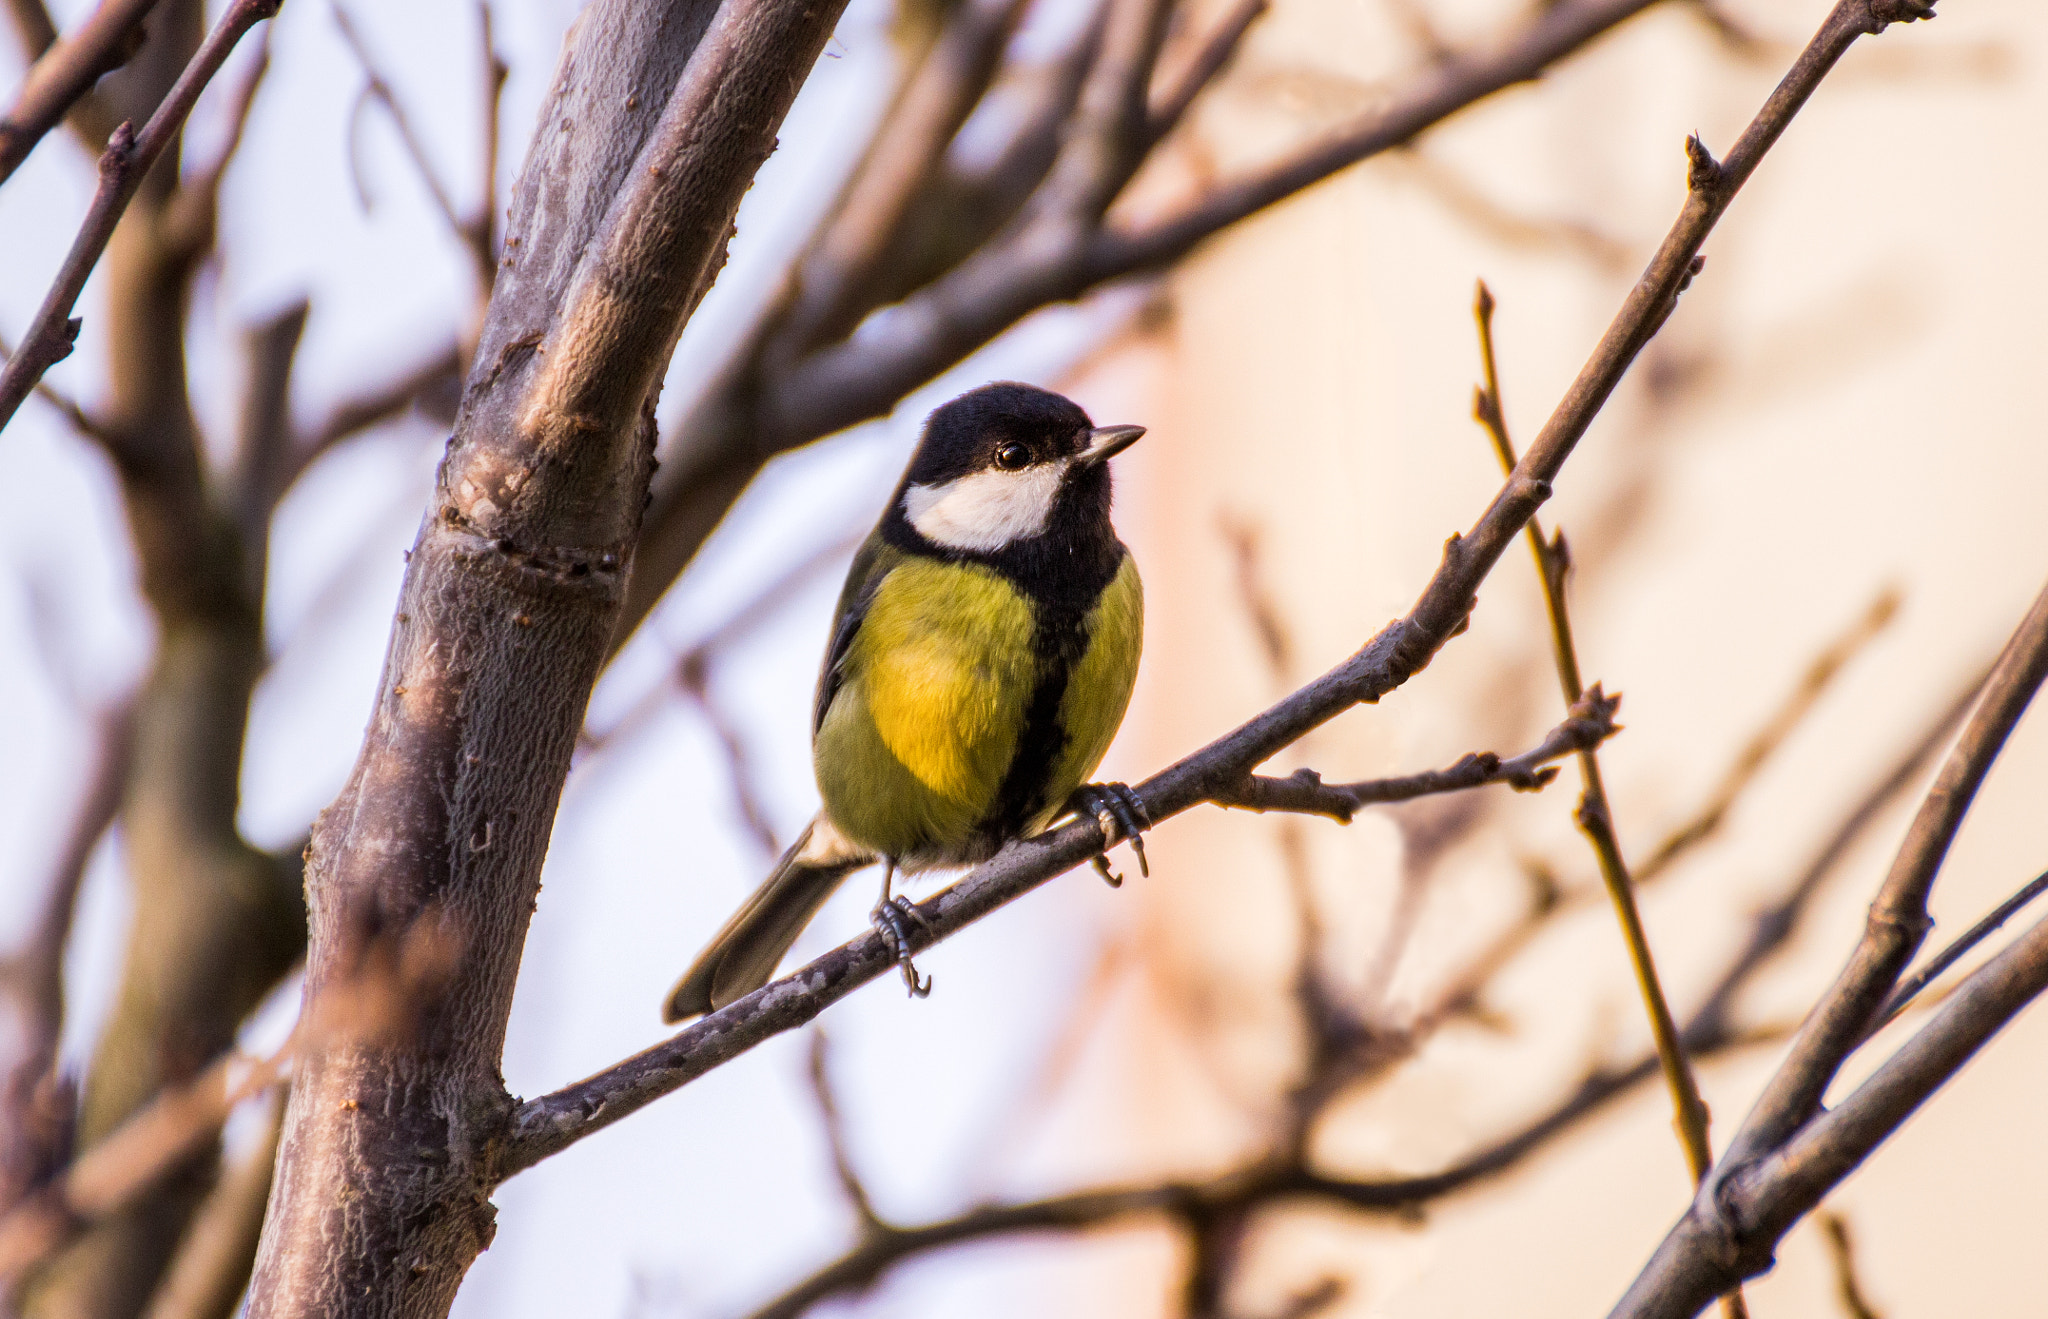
[736,659,1983,1319]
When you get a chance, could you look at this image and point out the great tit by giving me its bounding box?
[662,382,1148,1022]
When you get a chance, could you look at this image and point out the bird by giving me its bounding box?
[662,381,1150,1023]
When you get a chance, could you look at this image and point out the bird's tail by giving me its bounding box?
[662,816,874,1023]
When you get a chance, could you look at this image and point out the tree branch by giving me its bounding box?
[1722,566,2046,1166]
[1144,0,1264,147]
[227,298,306,570]
[1473,282,1725,1265]
[0,331,116,443]
[0,1040,290,1288]
[333,6,481,284]
[1209,687,1621,821]
[279,341,463,493]
[137,1090,285,1319]
[1870,865,2048,1033]
[1817,1213,1886,1319]
[0,0,280,434]
[0,0,157,185]
[769,0,1030,361]
[1613,900,2048,1318]
[733,652,1976,1319]
[157,29,268,263]
[732,633,1984,1319]
[803,1031,882,1233]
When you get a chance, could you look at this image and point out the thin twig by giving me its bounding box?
[1472,283,1725,1244]
[1143,0,1265,146]
[138,1089,286,1319]
[467,0,505,296]
[1870,866,2048,1034]
[159,30,269,261]
[333,6,466,251]
[1210,688,1622,821]
[0,0,282,434]
[1685,665,1985,1046]
[578,526,865,759]
[228,298,308,557]
[803,1032,883,1232]
[678,657,781,860]
[0,331,113,442]
[1818,1212,1885,1319]
[0,703,131,1219]
[276,340,462,495]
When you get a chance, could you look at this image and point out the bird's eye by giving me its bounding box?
[993,441,1031,471]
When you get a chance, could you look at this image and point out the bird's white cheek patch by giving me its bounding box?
[903,463,1065,552]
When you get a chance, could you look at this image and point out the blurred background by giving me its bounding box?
[1,0,2043,1315]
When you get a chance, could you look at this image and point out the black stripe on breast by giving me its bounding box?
[979,586,1094,844]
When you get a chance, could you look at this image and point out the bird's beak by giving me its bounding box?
[1075,424,1145,468]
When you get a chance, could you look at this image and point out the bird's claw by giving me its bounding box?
[1071,782,1150,886]
[871,895,933,998]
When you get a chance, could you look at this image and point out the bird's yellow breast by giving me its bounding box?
[814,551,1143,865]
[815,558,1038,859]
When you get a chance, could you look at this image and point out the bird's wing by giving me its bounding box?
[814,535,904,734]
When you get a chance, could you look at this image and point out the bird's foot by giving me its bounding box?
[1070,782,1151,887]
[871,896,933,998]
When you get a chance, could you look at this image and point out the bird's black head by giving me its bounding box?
[886,383,1143,574]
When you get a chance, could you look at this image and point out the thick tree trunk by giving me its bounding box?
[241,0,851,1313]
